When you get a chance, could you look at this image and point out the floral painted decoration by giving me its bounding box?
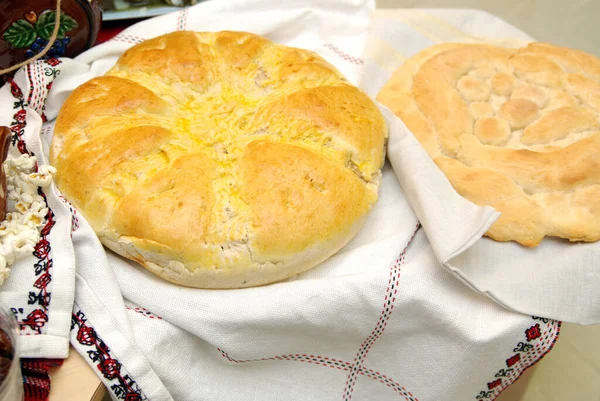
[2,9,78,58]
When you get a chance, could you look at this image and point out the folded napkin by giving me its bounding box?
[362,8,600,325]
[0,2,561,400]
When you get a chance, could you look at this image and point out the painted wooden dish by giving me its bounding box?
[0,0,102,80]
[0,127,9,222]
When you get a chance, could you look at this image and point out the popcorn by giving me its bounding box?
[19,193,33,205]
[16,177,38,195]
[0,154,55,286]
[12,154,36,170]
[0,257,9,283]
[26,166,55,188]
[14,202,27,214]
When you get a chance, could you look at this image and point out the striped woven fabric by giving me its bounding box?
[21,359,63,401]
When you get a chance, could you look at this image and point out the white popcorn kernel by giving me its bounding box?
[31,195,44,206]
[20,192,34,205]
[29,201,44,213]
[0,153,55,285]
[15,154,37,171]
[13,238,35,254]
[14,202,28,214]
[36,164,56,178]
[8,228,18,238]
[27,173,52,188]
[7,189,20,201]
[22,213,36,226]
[17,179,38,195]
[2,248,16,265]
[0,241,12,254]
[0,256,9,283]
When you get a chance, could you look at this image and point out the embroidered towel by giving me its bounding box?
[0,2,562,400]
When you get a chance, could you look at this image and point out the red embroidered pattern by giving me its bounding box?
[25,63,37,107]
[126,307,163,320]
[487,379,502,390]
[46,58,60,67]
[14,109,26,123]
[359,367,418,400]
[58,196,79,235]
[112,34,144,44]
[475,317,561,400]
[343,224,420,400]
[72,310,147,400]
[505,354,520,367]
[25,60,58,120]
[40,125,53,137]
[218,350,352,370]
[218,349,417,400]
[525,323,542,342]
[323,43,364,66]
[6,68,58,334]
[177,8,189,31]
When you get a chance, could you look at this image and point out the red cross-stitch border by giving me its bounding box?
[478,318,561,400]
[323,43,364,66]
[126,306,163,320]
[177,8,189,31]
[111,34,145,45]
[218,349,417,401]
[6,62,59,335]
[216,224,421,401]
[72,310,147,401]
[343,225,420,400]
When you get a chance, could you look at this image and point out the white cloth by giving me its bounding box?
[0,2,563,400]
[362,8,600,325]
[0,70,77,358]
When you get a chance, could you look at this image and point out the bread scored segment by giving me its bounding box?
[50,31,387,288]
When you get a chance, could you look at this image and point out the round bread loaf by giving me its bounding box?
[50,31,387,288]
[378,42,600,247]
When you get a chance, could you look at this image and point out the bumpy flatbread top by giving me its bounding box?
[378,42,600,247]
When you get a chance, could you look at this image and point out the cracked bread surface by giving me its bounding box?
[377,42,600,247]
[50,31,387,288]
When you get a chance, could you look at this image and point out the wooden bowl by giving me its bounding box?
[0,127,10,222]
[0,0,102,80]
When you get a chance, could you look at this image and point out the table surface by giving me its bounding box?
[49,2,600,400]
[50,346,106,401]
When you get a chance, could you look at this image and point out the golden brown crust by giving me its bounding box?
[51,31,387,288]
[378,42,600,247]
[240,140,376,259]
